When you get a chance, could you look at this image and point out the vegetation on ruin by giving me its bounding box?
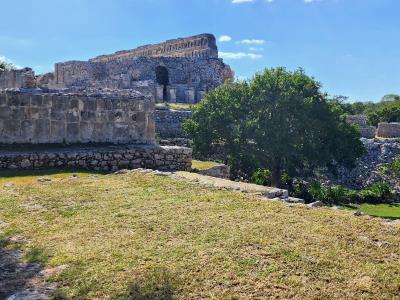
[184,67,365,187]
[1,170,400,299]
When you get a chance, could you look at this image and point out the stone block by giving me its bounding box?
[66,123,80,143]
[0,107,11,118]
[185,88,196,104]
[168,87,177,103]
[34,119,50,143]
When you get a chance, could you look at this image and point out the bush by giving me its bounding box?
[251,168,271,186]
[359,183,393,203]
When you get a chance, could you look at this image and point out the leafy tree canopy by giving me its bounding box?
[184,67,365,187]
[0,60,15,73]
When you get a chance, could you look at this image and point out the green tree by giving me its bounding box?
[184,68,365,187]
[0,60,15,73]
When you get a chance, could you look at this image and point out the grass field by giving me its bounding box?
[156,102,195,111]
[191,160,223,170]
[0,170,400,299]
[345,203,400,220]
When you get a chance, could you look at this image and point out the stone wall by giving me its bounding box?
[50,56,232,103]
[90,34,218,63]
[346,115,376,139]
[0,145,192,172]
[0,90,155,144]
[377,122,400,138]
[0,68,36,89]
[155,109,192,139]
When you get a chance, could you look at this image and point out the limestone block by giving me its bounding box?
[185,88,196,104]
[156,86,164,103]
[168,87,177,103]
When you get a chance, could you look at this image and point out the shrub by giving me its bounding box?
[251,168,272,186]
[359,183,393,203]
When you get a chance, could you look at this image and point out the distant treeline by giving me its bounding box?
[331,94,400,126]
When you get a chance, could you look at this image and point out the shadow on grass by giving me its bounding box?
[0,168,108,179]
[119,267,177,300]
[0,231,49,299]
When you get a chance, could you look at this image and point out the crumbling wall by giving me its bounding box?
[346,115,376,139]
[0,90,155,144]
[0,68,36,89]
[377,122,400,138]
[90,33,218,63]
[155,109,192,139]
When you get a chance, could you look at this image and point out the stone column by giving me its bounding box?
[168,87,177,103]
[196,90,206,103]
[155,85,164,103]
[185,88,196,104]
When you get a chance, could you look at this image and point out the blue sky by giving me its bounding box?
[1,0,399,102]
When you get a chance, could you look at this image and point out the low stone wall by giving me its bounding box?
[0,145,192,172]
[0,90,155,144]
[198,165,230,179]
[346,115,368,126]
[155,109,192,139]
[377,123,400,138]
[359,126,376,139]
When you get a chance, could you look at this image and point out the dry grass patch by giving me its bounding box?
[0,170,399,299]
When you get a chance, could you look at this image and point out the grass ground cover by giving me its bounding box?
[345,203,400,220]
[156,102,194,111]
[191,160,223,170]
[0,170,399,299]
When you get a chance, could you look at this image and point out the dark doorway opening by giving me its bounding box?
[155,66,169,101]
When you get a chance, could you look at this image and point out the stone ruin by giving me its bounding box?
[346,115,400,139]
[0,34,234,104]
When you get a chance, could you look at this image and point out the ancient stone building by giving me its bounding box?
[0,34,233,103]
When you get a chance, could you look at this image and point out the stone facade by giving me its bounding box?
[90,33,218,62]
[0,145,192,172]
[0,68,36,89]
[155,109,192,139]
[0,34,234,104]
[346,115,376,139]
[0,90,155,144]
[377,122,400,138]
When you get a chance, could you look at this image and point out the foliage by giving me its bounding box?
[184,68,365,187]
[251,168,272,186]
[0,60,15,73]
[359,182,393,204]
[332,94,400,126]
[291,180,392,205]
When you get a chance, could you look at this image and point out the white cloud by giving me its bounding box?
[249,47,264,51]
[232,0,255,3]
[304,0,321,3]
[219,51,262,60]
[218,35,232,42]
[239,39,265,45]
[0,55,22,69]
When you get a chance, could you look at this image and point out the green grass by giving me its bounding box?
[191,160,223,170]
[345,203,400,220]
[156,102,195,111]
[0,170,400,299]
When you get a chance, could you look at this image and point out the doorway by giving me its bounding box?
[155,66,169,101]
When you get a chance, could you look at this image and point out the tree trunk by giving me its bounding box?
[271,160,282,188]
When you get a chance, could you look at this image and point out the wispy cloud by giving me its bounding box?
[239,39,265,45]
[232,0,255,3]
[219,51,262,60]
[218,35,232,42]
[249,47,264,51]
